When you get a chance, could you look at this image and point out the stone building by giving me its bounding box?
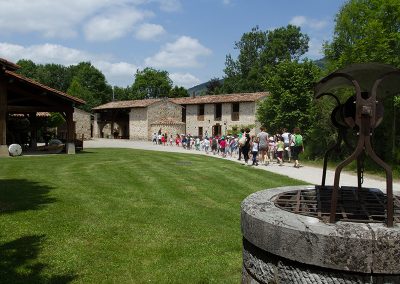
[58,108,92,140]
[92,92,267,140]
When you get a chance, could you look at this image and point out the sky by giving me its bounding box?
[0,0,347,89]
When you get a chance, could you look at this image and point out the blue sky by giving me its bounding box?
[0,0,347,89]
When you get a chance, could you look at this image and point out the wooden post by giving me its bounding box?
[0,82,8,157]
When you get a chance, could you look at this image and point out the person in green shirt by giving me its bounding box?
[291,127,304,168]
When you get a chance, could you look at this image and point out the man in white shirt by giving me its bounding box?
[281,128,291,162]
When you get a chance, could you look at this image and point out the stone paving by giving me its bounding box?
[84,138,400,194]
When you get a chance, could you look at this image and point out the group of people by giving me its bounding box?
[152,127,304,168]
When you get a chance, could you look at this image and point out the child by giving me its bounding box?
[266,137,276,165]
[276,137,284,166]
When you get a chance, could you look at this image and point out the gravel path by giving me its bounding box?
[84,138,400,193]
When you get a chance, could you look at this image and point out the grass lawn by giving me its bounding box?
[0,148,305,283]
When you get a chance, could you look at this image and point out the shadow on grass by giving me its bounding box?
[0,179,56,214]
[0,235,77,283]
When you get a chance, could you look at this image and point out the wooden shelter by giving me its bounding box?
[0,58,85,156]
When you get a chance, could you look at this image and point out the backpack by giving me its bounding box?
[294,134,303,146]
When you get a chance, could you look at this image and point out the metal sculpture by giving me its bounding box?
[314,63,400,227]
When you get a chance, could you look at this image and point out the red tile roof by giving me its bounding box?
[93,92,268,111]
[170,92,268,105]
[93,98,162,110]
[5,70,85,105]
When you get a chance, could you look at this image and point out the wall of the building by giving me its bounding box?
[73,108,92,139]
[185,102,258,137]
[129,108,148,140]
[147,100,182,140]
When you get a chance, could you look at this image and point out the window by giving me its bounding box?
[181,105,186,122]
[215,103,222,121]
[232,102,239,121]
[197,104,204,121]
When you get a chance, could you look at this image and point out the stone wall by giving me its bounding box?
[185,102,259,137]
[147,100,182,140]
[129,108,148,140]
[73,108,92,139]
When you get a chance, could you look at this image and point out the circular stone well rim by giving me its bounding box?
[241,185,400,274]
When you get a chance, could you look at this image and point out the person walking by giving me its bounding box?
[281,128,292,162]
[251,137,259,166]
[237,128,245,161]
[291,127,304,168]
[257,127,269,165]
[242,128,251,164]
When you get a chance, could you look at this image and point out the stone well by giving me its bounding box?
[241,185,400,284]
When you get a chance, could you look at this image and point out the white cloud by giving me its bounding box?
[306,38,324,59]
[145,36,212,68]
[170,72,200,88]
[95,61,139,86]
[0,0,157,39]
[151,0,182,12]
[135,23,166,40]
[84,8,150,41]
[0,42,138,86]
[222,0,232,5]
[289,16,328,31]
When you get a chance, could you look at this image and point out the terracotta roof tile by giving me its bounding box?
[93,92,268,111]
[93,98,162,110]
[5,70,85,105]
[170,92,268,105]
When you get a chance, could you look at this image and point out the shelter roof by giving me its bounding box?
[170,92,268,105]
[5,70,85,105]
[0,58,20,71]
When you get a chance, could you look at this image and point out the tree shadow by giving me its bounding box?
[0,179,56,214]
[0,235,77,283]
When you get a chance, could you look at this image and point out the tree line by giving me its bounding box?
[15,61,189,112]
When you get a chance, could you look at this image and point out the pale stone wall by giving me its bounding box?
[73,108,92,139]
[147,100,182,140]
[93,113,100,138]
[129,108,148,140]
[185,102,259,137]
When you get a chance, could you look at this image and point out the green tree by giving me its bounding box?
[257,60,321,134]
[69,62,112,104]
[206,77,222,95]
[323,0,400,164]
[67,77,100,112]
[16,59,38,79]
[132,67,173,99]
[169,86,188,98]
[324,0,400,69]
[223,25,309,93]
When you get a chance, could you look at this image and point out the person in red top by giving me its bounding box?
[161,134,166,146]
[219,137,227,157]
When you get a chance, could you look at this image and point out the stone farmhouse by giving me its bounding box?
[92,92,268,140]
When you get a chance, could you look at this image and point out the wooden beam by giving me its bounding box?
[0,81,7,145]
[7,84,61,106]
[8,105,72,113]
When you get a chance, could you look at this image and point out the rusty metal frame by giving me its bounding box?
[315,71,395,226]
